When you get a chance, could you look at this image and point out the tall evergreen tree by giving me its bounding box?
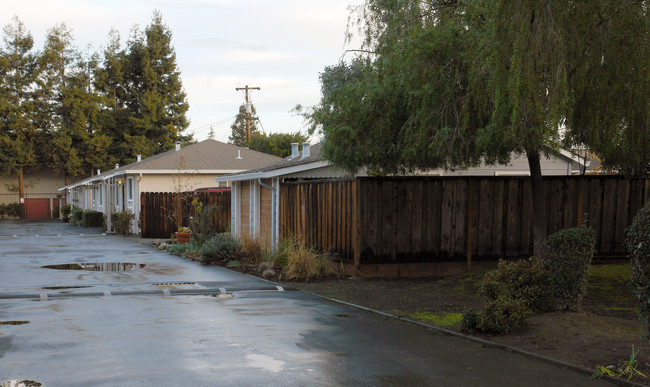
[0,16,39,198]
[121,11,190,162]
[229,103,258,146]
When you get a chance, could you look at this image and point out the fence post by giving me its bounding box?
[353,178,361,276]
[466,179,474,272]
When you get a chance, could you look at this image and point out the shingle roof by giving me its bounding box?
[61,139,282,189]
[227,142,325,176]
[128,139,282,171]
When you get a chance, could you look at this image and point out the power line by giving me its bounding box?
[188,115,237,134]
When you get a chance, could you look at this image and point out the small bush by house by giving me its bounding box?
[60,204,72,222]
[200,233,242,264]
[545,227,597,311]
[111,211,134,235]
[626,202,650,339]
[71,208,83,224]
[82,210,104,227]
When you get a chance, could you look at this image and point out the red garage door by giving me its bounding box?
[25,198,51,219]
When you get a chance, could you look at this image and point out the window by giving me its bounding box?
[127,178,133,201]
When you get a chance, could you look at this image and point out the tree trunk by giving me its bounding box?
[18,168,25,219]
[527,150,547,259]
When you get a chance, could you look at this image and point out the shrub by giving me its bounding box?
[200,233,242,264]
[53,206,60,219]
[6,202,24,218]
[0,203,6,219]
[189,202,221,246]
[480,258,554,313]
[545,227,597,311]
[60,204,72,222]
[168,241,201,257]
[111,211,134,235]
[281,241,334,280]
[82,210,104,227]
[475,295,532,334]
[71,208,83,224]
[463,258,550,334]
[626,202,650,339]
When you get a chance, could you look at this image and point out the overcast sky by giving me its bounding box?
[1,0,361,143]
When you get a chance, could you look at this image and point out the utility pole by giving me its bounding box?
[235,85,260,141]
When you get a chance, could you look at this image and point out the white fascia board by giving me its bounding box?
[215,172,263,183]
[558,149,585,166]
[128,169,245,175]
[102,170,127,181]
[214,161,330,183]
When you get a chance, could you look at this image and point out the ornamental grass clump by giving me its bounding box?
[545,227,597,311]
[626,202,650,340]
[280,240,334,280]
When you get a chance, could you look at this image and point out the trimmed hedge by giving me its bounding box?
[626,202,650,339]
[545,227,597,311]
[4,203,24,218]
[82,210,104,227]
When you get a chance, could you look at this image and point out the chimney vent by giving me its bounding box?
[175,142,181,151]
[137,154,142,162]
[290,143,299,160]
[236,150,243,160]
[115,163,119,169]
[301,142,311,159]
[97,169,101,175]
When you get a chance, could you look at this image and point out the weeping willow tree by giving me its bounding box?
[304,0,649,257]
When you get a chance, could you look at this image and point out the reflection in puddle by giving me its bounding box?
[42,263,145,272]
[0,321,30,325]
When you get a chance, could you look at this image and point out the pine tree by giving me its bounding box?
[229,103,258,146]
[121,11,190,162]
[0,17,39,199]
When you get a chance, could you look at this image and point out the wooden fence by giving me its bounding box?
[280,176,650,265]
[140,191,231,238]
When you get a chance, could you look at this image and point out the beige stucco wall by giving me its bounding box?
[0,169,67,195]
[137,173,226,193]
[421,153,576,177]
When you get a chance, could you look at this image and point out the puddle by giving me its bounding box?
[42,263,145,272]
[0,321,30,325]
[42,286,91,290]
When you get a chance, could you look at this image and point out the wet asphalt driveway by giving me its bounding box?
[0,221,615,386]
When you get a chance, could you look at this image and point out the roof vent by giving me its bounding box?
[290,143,299,160]
[115,163,119,169]
[97,169,101,175]
[236,150,243,160]
[175,142,181,151]
[301,142,310,159]
[137,154,142,162]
